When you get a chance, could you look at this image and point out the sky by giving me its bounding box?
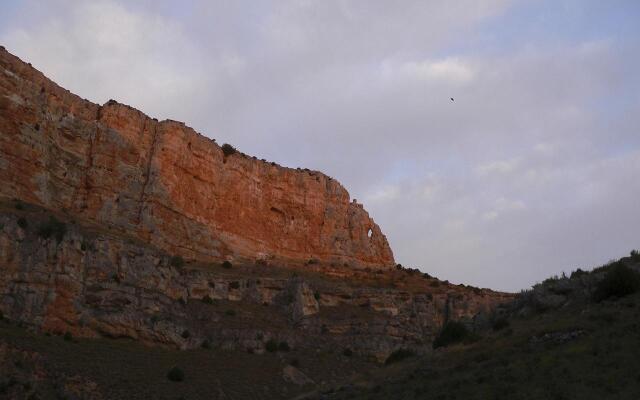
[1,0,639,291]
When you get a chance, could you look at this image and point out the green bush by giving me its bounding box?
[278,341,290,352]
[222,260,233,269]
[433,321,471,349]
[265,339,278,352]
[181,330,190,339]
[17,217,27,229]
[167,366,185,382]
[170,256,185,268]
[63,332,73,342]
[593,263,640,302]
[631,249,640,260]
[37,216,67,242]
[201,295,214,304]
[384,349,415,365]
[229,281,240,289]
[221,143,237,157]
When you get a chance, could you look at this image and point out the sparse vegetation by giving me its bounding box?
[222,260,232,269]
[17,217,27,229]
[181,330,190,339]
[201,295,214,304]
[167,366,185,382]
[225,309,236,316]
[229,281,240,289]
[63,332,73,342]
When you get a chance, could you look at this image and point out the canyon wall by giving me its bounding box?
[0,47,394,269]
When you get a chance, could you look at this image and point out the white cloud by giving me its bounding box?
[402,58,475,85]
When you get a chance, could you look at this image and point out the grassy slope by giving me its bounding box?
[0,320,382,400]
[320,260,640,400]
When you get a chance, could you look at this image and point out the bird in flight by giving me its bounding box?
[450,97,454,102]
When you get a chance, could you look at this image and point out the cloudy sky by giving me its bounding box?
[2,0,639,291]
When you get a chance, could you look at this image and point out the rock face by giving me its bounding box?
[0,206,510,361]
[0,47,394,270]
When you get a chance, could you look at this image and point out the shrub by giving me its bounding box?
[265,339,278,352]
[63,332,73,342]
[170,256,185,268]
[222,260,232,269]
[570,268,588,279]
[229,281,240,289]
[593,263,640,302]
[14,201,24,210]
[37,216,67,242]
[492,317,510,331]
[201,295,214,304]
[221,143,237,157]
[289,358,300,367]
[181,330,190,339]
[631,249,640,260]
[278,341,290,352]
[314,291,320,300]
[167,366,185,382]
[343,348,353,357]
[17,217,27,229]
[384,349,415,365]
[225,309,236,316]
[201,340,211,349]
[433,321,471,349]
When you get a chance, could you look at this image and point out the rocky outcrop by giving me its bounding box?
[0,47,393,270]
[0,205,510,361]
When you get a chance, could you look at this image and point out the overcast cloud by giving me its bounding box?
[2,0,639,291]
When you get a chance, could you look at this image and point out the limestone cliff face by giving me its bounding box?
[0,47,394,269]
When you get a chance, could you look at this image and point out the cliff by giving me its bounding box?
[0,46,394,269]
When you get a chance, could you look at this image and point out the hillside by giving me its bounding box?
[310,252,640,400]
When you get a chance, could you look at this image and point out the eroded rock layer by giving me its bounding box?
[0,47,394,269]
